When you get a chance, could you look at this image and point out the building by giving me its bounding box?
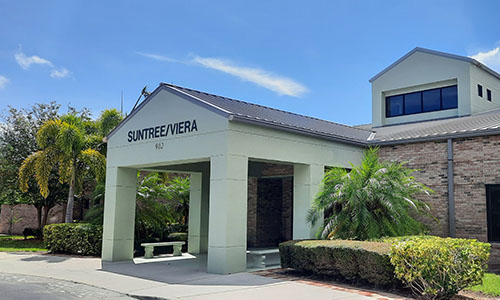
[103,47,500,274]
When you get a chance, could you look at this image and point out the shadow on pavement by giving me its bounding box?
[20,254,71,263]
[101,254,283,287]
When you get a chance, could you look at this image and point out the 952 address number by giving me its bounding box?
[155,142,164,150]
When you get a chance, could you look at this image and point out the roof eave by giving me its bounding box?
[105,84,232,141]
[370,127,500,145]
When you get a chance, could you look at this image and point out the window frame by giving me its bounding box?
[385,85,458,118]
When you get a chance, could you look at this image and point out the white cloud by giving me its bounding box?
[15,51,53,69]
[50,67,70,78]
[470,47,500,71]
[192,56,308,97]
[137,51,308,97]
[0,75,8,89]
[136,52,179,63]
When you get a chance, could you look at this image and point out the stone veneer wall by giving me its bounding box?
[0,204,65,235]
[379,134,500,264]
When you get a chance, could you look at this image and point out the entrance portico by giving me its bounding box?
[102,83,367,274]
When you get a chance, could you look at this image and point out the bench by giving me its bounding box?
[141,241,185,259]
[247,249,280,268]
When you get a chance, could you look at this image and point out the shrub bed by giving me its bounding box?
[279,240,398,286]
[390,236,490,300]
[44,223,102,256]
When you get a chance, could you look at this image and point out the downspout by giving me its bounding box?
[447,139,456,237]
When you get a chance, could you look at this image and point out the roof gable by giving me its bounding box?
[107,83,373,146]
[369,47,500,83]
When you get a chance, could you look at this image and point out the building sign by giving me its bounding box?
[127,119,198,142]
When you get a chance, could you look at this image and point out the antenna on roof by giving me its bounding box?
[131,86,151,112]
[120,90,123,117]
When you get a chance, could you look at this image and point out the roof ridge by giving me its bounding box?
[161,82,373,133]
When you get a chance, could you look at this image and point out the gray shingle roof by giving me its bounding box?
[161,83,373,145]
[370,109,500,144]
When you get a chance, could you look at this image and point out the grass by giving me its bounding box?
[466,273,500,296]
[0,235,47,252]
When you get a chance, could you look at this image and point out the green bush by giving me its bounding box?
[167,232,188,241]
[279,240,398,286]
[43,223,102,256]
[390,236,490,300]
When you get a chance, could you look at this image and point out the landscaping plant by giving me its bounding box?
[390,236,490,300]
[19,114,106,223]
[44,223,102,256]
[279,239,398,286]
[307,147,434,240]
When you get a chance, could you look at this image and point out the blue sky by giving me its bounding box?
[1,0,500,125]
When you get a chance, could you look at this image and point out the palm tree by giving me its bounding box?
[165,176,190,226]
[19,115,105,223]
[307,147,434,240]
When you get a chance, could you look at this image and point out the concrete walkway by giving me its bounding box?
[0,252,407,300]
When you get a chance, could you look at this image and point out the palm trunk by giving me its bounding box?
[65,163,76,223]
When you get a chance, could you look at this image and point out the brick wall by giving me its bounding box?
[379,141,449,237]
[380,134,500,264]
[247,163,294,248]
[247,177,258,247]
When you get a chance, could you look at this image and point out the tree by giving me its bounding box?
[165,176,190,226]
[0,102,60,205]
[19,114,106,223]
[307,147,434,240]
[0,102,70,228]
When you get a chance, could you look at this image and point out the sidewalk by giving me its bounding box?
[0,252,409,300]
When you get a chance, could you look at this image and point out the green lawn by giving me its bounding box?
[466,273,500,296]
[0,235,47,252]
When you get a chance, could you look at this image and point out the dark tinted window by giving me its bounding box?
[478,84,483,97]
[487,89,492,101]
[487,185,500,242]
[423,89,441,112]
[386,95,403,117]
[404,92,422,114]
[442,85,458,109]
[385,85,458,118]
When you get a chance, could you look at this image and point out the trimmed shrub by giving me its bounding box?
[44,223,102,256]
[390,236,490,300]
[167,232,188,242]
[279,240,398,286]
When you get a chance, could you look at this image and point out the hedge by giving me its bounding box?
[279,240,398,286]
[390,236,490,300]
[43,223,102,256]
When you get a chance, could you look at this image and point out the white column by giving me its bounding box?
[293,164,324,239]
[207,155,248,274]
[188,173,203,253]
[102,167,137,261]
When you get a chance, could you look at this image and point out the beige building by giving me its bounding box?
[102,47,500,274]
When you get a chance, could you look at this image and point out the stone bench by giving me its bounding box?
[141,241,185,259]
[247,248,280,268]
